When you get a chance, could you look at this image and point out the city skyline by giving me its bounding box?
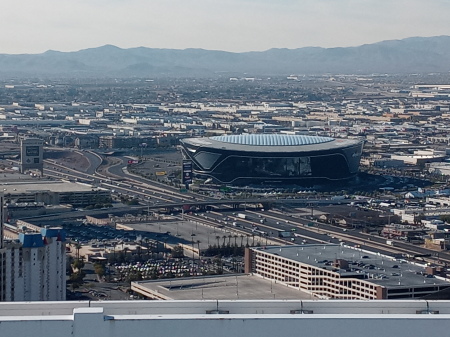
[2,0,450,54]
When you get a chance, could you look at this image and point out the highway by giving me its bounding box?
[38,150,450,266]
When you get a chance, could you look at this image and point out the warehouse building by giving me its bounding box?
[1,180,110,207]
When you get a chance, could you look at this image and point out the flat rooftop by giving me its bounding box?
[0,180,106,194]
[256,244,450,288]
[132,274,316,300]
[1,300,450,317]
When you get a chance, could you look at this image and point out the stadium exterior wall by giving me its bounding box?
[1,300,450,337]
[180,136,364,185]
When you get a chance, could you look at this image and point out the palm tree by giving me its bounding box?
[74,242,82,263]
[112,241,117,262]
[123,247,129,262]
[196,240,201,258]
[144,238,150,260]
[136,246,142,262]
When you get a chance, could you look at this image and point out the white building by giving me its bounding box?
[0,300,450,337]
[0,227,66,301]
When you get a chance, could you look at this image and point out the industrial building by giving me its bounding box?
[0,300,450,337]
[1,180,110,207]
[180,134,363,185]
[244,244,450,299]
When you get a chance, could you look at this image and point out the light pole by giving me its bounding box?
[191,234,195,267]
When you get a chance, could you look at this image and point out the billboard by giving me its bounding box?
[26,146,40,157]
[182,160,193,185]
[20,138,43,174]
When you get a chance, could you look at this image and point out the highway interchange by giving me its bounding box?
[38,149,450,266]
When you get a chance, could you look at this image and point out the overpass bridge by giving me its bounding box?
[19,198,350,223]
[144,197,350,212]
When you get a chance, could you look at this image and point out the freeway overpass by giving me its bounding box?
[140,197,350,212]
[19,198,349,222]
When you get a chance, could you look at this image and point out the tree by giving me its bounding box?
[440,215,450,223]
[74,242,82,263]
[136,245,142,262]
[69,269,86,288]
[172,245,184,258]
[94,263,105,278]
[73,259,85,270]
[123,247,130,262]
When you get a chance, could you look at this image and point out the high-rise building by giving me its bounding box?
[19,138,44,175]
[0,227,66,301]
[0,194,3,249]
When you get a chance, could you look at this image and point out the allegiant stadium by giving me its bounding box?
[180,134,364,185]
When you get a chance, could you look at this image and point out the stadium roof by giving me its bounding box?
[181,134,362,153]
[210,134,334,147]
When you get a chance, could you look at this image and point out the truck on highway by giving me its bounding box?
[386,240,394,246]
[237,213,247,219]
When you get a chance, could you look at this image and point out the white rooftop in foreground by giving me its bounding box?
[2,300,450,337]
[1,299,450,316]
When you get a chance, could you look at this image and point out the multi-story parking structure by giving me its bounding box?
[244,244,450,299]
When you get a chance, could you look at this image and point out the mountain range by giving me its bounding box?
[1,36,450,78]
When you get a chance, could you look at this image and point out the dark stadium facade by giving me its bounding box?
[180,134,364,185]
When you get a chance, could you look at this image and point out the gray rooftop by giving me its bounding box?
[211,134,334,146]
[0,181,105,194]
[182,134,361,153]
[132,274,315,300]
[256,244,449,288]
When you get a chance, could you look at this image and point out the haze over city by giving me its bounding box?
[3,0,450,54]
[4,1,450,336]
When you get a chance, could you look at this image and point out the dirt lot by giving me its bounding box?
[45,150,91,172]
[129,149,182,183]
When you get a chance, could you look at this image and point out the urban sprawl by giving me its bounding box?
[2,75,450,302]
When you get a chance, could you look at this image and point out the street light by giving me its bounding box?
[191,234,195,267]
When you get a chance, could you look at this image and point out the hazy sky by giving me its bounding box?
[2,0,450,54]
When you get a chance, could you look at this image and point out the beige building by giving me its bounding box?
[245,244,450,300]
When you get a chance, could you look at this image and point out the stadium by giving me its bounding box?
[180,134,364,185]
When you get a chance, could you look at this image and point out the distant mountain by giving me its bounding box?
[1,36,450,77]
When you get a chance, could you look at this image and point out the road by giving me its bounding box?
[40,149,450,266]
